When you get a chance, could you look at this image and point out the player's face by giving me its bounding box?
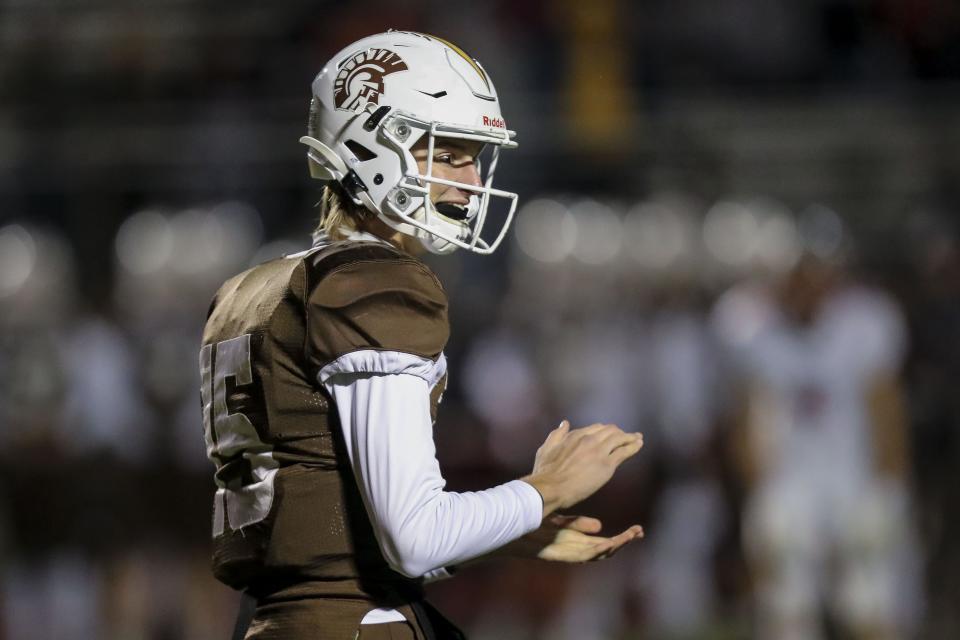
[410,137,484,208]
[368,137,485,257]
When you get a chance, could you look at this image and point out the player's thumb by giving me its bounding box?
[568,516,602,533]
[547,420,570,442]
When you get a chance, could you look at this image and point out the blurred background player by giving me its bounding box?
[712,223,922,640]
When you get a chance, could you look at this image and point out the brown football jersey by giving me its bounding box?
[199,240,449,634]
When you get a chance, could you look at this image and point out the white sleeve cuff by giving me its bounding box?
[504,479,546,532]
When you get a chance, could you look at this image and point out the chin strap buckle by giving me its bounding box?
[340,170,368,203]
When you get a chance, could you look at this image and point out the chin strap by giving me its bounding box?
[411,198,476,255]
[417,230,458,255]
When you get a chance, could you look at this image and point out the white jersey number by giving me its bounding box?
[200,334,278,537]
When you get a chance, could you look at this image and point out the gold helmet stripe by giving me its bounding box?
[419,32,490,91]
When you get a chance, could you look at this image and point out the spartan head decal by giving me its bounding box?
[334,48,408,112]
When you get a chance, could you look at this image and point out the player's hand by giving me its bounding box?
[505,514,644,563]
[523,420,643,518]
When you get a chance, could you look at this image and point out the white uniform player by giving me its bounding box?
[713,260,920,640]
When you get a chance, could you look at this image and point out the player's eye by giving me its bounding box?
[434,153,454,164]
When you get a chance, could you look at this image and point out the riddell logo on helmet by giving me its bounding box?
[334,48,408,111]
[482,116,506,129]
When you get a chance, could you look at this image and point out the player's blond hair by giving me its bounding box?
[307,95,371,243]
[312,183,369,243]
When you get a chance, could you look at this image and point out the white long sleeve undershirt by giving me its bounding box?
[319,349,543,583]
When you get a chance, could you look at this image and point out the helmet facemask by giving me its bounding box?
[377,112,518,255]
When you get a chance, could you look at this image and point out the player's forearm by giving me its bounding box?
[381,479,542,577]
[325,369,543,579]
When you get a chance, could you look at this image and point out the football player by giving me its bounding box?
[200,31,644,640]
[712,252,920,640]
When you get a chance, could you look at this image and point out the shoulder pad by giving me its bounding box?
[304,243,449,377]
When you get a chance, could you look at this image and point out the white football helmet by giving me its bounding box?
[300,31,518,255]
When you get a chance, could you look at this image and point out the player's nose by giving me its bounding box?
[457,162,482,189]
